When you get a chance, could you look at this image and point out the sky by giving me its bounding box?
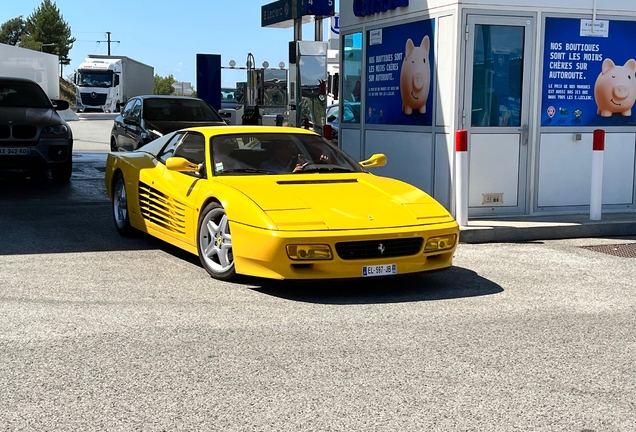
[1,0,340,89]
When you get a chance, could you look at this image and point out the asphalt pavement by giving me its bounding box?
[1,113,635,430]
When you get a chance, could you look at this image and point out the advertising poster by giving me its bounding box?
[366,19,435,126]
[542,17,636,127]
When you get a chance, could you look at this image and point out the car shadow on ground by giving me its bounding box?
[248,267,503,304]
[0,174,161,255]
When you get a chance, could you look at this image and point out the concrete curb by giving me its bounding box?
[459,213,636,243]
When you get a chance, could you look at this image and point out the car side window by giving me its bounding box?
[173,132,206,177]
[121,99,135,117]
[157,133,183,164]
[129,99,142,121]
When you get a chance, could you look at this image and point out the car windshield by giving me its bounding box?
[221,88,236,103]
[0,80,51,109]
[143,98,223,122]
[211,133,365,175]
[76,71,113,88]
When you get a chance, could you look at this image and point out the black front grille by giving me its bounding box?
[0,125,9,139]
[13,125,37,139]
[335,238,424,260]
[80,92,107,106]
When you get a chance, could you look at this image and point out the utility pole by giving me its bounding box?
[97,31,120,55]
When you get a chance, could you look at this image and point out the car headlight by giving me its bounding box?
[42,124,69,135]
[286,244,333,260]
[424,234,457,252]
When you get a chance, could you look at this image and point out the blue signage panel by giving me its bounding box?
[196,54,221,110]
[365,19,434,126]
[542,17,636,127]
[262,0,294,27]
[296,0,335,18]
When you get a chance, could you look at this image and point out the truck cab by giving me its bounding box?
[74,55,153,113]
[74,58,121,112]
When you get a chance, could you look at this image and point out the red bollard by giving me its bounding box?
[593,129,605,151]
[323,124,333,140]
[455,130,468,227]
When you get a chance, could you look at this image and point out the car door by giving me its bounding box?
[137,131,208,247]
[112,98,136,151]
[120,99,143,151]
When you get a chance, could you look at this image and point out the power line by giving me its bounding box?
[96,31,120,55]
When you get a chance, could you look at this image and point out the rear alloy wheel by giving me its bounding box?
[50,155,73,182]
[197,202,236,281]
[112,172,134,237]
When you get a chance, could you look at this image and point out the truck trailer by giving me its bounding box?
[0,43,60,99]
[74,55,153,112]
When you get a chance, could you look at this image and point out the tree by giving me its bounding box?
[154,74,176,95]
[0,16,25,45]
[20,0,75,62]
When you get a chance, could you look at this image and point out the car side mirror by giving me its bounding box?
[52,99,69,111]
[359,153,387,169]
[166,157,201,173]
[123,117,138,126]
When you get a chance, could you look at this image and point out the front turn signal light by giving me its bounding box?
[287,244,333,260]
[424,234,457,252]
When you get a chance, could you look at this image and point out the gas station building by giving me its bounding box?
[336,0,636,219]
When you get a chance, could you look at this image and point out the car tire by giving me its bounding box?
[50,156,73,182]
[197,202,236,281]
[112,172,134,237]
[110,136,117,152]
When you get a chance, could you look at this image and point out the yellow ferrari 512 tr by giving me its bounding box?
[104,126,459,281]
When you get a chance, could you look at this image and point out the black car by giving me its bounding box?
[0,76,73,181]
[110,95,226,151]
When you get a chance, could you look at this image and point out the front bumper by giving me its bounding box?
[0,138,73,169]
[230,221,459,280]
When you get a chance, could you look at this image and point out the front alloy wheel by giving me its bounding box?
[197,202,236,281]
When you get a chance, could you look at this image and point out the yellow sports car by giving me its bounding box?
[104,126,459,281]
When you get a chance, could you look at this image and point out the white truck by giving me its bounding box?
[0,43,60,99]
[74,55,153,112]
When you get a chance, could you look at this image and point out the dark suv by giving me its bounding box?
[0,77,73,181]
[110,95,226,152]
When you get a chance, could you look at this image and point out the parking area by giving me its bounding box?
[1,115,635,430]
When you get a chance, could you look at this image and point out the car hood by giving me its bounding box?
[218,173,455,231]
[145,120,226,135]
[0,106,55,124]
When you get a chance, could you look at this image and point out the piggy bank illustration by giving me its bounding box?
[400,35,431,115]
[594,58,636,117]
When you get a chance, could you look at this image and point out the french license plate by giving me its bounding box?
[362,264,397,277]
[0,148,30,155]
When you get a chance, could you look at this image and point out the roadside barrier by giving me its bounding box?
[590,129,605,221]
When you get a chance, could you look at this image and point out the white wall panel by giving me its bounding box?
[365,130,434,193]
[341,129,362,161]
[603,133,635,205]
[538,133,592,207]
[538,133,635,207]
[434,133,452,210]
[435,14,455,128]
[468,134,520,207]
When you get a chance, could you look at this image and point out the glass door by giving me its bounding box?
[463,15,534,216]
